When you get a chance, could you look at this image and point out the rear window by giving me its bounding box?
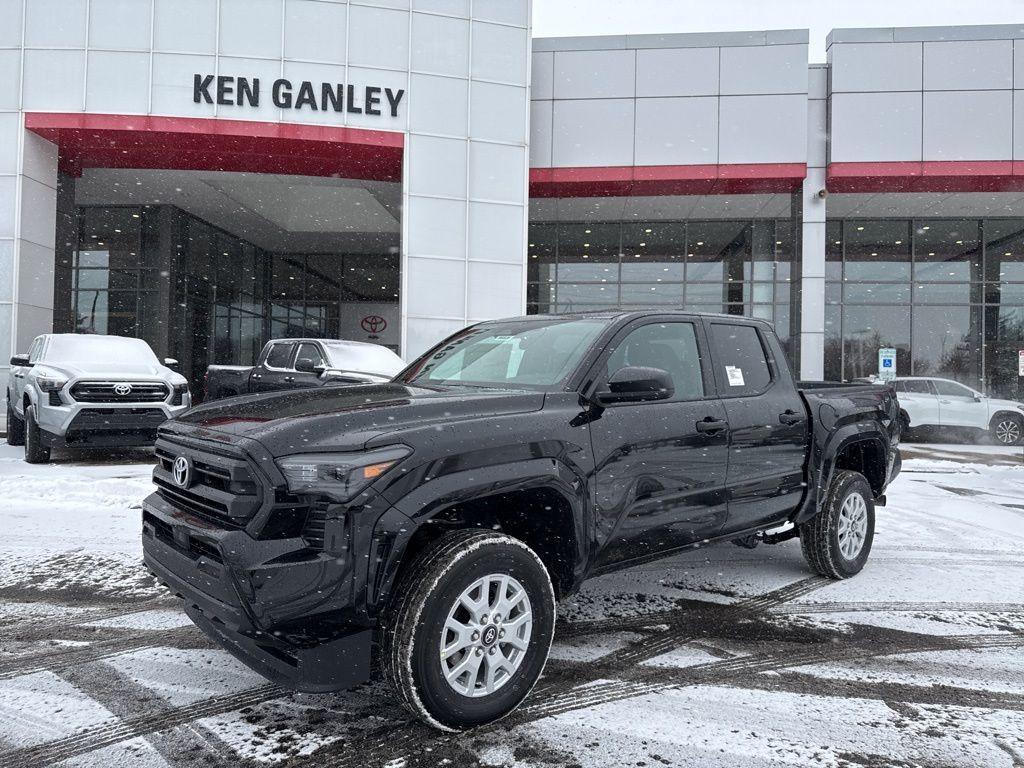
[265,343,294,368]
[710,323,772,396]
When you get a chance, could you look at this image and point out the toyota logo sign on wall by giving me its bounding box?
[361,315,387,334]
[113,383,133,396]
[172,456,193,488]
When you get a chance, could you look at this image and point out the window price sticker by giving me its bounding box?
[725,366,745,387]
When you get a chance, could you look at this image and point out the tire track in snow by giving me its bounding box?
[0,684,284,768]
[0,626,209,681]
[312,629,1024,768]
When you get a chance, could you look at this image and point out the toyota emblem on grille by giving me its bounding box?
[113,383,133,396]
[172,456,193,488]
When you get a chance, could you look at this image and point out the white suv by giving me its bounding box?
[893,376,1024,446]
[6,334,191,463]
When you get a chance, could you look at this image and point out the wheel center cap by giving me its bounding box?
[481,625,498,646]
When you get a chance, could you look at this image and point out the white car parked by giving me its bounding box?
[6,334,191,463]
[893,376,1024,446]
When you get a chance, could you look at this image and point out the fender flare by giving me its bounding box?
[794,424,892,525]
[365,456,589,614]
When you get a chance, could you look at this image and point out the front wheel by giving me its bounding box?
[6,398,25,446]
[799,470,875,579]
[24,406,51,464]
[991,415,1023,446]
[382,530,556,731]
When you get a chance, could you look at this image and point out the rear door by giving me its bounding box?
[933,379,986,428]
[896,379,941,427]
[250,342,296,393]
[708,320,809,534]
[588,318,730,569]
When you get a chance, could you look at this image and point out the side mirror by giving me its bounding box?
[10,354,30,367]
[294,357,318,374]
[313,364,328,376]
[597,366,674,405]
[163,357,179,367]
[974,395,983,403]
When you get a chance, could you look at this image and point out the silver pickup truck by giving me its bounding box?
[6,333,191,463]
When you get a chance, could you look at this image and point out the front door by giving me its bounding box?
[589,319,730,570]
[708,320,808,534]
[292,342,328,389]
[932,379,985,428]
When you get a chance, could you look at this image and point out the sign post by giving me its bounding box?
[1019,349,1024,377]
[878,348,897,382]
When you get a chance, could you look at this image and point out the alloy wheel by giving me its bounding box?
[837,491,868,560]
[440,573,532,698]
[994,419,1021,445]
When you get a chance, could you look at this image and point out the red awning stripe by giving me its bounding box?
[24,112,404,181]
[827,161,1024,193]
[528,163,806,197]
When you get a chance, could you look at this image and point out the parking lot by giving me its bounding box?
[0,441,1022,767]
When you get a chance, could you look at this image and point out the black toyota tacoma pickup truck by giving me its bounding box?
[142,311,901,730]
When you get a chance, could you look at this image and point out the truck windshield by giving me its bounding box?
[44,335,159,365]
[400,318,608,388]
[320,342,405,377]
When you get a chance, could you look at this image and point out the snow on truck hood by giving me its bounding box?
[50,360,170,378]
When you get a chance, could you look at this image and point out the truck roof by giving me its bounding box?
[482,310,773,326]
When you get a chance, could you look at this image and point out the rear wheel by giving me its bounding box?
[991,415,1023,446]
[24,406,51,464]
[6,398,25,446]
[382,530,556,731]
[799,470,874,579]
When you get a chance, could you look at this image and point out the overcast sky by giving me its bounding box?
[533,0,1024,60]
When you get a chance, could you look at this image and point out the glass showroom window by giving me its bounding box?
[71,207,153,339]
[526,219,796,364]
[824,218,1024,397]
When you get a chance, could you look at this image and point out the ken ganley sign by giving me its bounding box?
[193,74,405,116]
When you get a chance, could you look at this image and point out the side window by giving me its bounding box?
[933,380,974,398]
[901,380,932,394]
[295,343,326,368]
[894,380,907,393]
[605,322,705,401]
[264,343,295,369]
[710,323,772,396]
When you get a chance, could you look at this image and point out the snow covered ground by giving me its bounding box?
[0,441,1022,767]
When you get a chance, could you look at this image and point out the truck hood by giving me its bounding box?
[170,383,546,455]
[42,360,173,379]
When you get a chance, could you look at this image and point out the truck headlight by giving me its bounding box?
[36,374,68,393]
[276,446,411,502]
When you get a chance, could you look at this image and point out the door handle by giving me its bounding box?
[939,400,951,404]
[252,373,262,379]
[779,410,805,426]
[695,417,728,434]
[284,376,295,383]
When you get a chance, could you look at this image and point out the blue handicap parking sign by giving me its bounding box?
[882,359,892,368]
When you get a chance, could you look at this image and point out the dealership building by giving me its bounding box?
[1,1,1023,402]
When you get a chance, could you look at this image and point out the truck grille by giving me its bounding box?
[71,381,169,403]
[154,433,262,525]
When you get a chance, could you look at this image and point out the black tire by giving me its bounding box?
[799,469,874,579]
[898,410,911,440]
[991,414,1023,446]
[381,529,556,731]
[6,398,25,446]
[24,406,51,464]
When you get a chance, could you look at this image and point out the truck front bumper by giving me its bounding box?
[141,492,372,693]
[37,399,190,446]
